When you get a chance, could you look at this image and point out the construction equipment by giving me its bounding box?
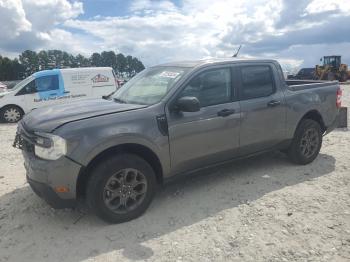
[315,55,348,82]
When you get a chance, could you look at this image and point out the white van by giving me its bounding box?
[0,67,118,123]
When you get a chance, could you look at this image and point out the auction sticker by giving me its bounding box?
[159,71,181,78]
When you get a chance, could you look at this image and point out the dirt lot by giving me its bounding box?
[0,86,349,262]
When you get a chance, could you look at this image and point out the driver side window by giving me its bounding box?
[179,68,232,107]
[16,80,36,96]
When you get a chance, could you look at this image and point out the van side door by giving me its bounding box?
[166,66,241,175]
[238,63,286,155]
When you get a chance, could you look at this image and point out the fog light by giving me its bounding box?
[55,186,69,193]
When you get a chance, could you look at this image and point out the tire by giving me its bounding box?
[86,154,157,223]
[0,105,24,123]
[340,72,347,82]
[287,119,322,165]
[327,72,335,81]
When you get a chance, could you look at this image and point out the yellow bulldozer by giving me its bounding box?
[315,55,349,82]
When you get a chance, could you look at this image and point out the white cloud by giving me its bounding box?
[0,0,83,54]
[0,0,350,72]
[0,0,31,38]
[65,0,284,65]
[306,0,350,14]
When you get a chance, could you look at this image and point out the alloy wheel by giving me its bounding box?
[103,168,148,214]
[300,128,319,158]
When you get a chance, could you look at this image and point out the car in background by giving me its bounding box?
[0,67,118,123]
[288,68,315,80]
[0,82,7,92]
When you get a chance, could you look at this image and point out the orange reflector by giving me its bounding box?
[55,186,69,193]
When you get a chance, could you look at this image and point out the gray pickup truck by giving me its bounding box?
[14,58,341,223]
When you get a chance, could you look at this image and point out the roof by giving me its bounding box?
[154,57,278,68]
[33,67,113,78]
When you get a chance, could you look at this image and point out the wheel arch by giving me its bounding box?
[76,143,163,198]
[295,110,326,135]
[1,104,25,114]
[0,104,25,122]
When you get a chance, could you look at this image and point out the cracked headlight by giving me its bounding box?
[34,132,67,160]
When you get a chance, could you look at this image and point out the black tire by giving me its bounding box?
[287,119,322,165]
[0,105,24,123]
[327,72,335,81]
[86,154,157,223]
[340,72,347,82]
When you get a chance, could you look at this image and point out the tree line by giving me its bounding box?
[0,50,145,81]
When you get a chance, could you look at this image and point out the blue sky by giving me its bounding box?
[79,0,131,18]
[0,0,350,72]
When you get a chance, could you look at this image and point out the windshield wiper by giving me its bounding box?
[113,98,127,104]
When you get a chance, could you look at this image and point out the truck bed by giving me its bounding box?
[286,80,339,91]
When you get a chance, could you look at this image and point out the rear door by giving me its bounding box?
[166,66,241,175]
[238,63,286,155]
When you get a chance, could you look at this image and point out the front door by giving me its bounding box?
[238,64,286,155]
[167,67,241,175]
[23,73,65,109]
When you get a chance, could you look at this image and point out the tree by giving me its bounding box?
[116,53,127,77]
[19,50,39,76]
[90,53,102,67]
[0,49,145,81]
[101,51,117,70]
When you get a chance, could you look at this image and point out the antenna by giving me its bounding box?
[232,45,242,58]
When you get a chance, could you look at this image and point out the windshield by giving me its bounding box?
[112,66,189,105]
[11,76,34,91]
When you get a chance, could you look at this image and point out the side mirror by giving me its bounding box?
[176,96,200,112]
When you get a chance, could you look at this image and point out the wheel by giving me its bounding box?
[0,105,24,123]
[287,119,322,165]
[86,154,157,223]
[340,72,347,82]
[327,72,335,81]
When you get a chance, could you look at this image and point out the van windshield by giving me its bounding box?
[11,76,34,91]
[112,66,189,105]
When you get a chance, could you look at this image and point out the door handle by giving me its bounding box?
[267,100,281,107]
[217,109,235,117]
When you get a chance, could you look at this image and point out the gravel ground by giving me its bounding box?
[0,85,349,262]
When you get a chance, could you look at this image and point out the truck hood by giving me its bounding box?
[22,98,147,132]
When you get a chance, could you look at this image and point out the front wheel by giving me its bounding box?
[287,119,322,165]
[0,105,24,123]
[86,154,157,223]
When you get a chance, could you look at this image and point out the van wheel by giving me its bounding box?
[287,119,322,165]
[0,105,24,123]
[86,154,157,223]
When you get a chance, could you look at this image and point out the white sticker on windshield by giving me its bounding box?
[159,71,181,78]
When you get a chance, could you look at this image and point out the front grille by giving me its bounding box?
[13,123,36,153]
[13,132,35,153]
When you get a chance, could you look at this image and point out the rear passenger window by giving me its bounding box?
[240,66,274,100]
[180,68,232,107]
[35,75,59,92]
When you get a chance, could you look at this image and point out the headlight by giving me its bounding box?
[34,132,67,160]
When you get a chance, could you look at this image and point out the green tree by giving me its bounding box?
[90,52,102,67]
[19,50,39,76]
[101,51,117,70]
[0,49,145,81]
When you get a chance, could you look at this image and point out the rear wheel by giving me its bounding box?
[340,72,347,82]
[327,72,335,81]
[287,119,322,165]
[86,154,157,223]
[0,105,23,123]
